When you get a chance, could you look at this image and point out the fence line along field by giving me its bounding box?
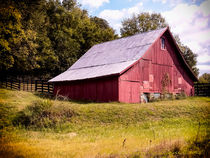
[0,88,209,158]
[0,78,53,94]
[194,83,210,96]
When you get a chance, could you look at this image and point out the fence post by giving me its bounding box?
[42,80,43,93]
[35,80,37,91]
[48,82,50,93]
[27,80,29,91]
[6,78,7,88]
[11,79,12,89]
[23,78,25,91]
[19,80,21,90]
[31,79,32,92]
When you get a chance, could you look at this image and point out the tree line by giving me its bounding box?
[0,0,199,79]
[0,0,117,78]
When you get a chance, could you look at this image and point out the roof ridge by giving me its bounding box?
[93,27,167,47]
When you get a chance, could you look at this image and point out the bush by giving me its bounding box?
[176,91,187,100]
[13,100,76,129]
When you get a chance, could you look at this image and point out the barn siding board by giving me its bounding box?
[54,77,118,102]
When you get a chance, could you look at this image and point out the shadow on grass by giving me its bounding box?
[34,92,119,105]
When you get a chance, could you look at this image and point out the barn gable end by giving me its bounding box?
[118,29,196,103]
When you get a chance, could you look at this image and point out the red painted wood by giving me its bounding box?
[54,77,118,102]
[119,30,194,103]
[54,29,195,103]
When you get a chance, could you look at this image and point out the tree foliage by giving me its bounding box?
[174,35,199,76]
[0,0,117,78]
[120,13,167,37]
[0,5,23,70]
[199,73,210,83]
[120,12,199,76]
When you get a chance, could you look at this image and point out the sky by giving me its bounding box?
[77,0,210,76]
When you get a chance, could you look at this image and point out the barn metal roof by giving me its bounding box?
[49,27,167,82]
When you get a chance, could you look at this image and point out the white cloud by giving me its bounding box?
[152,0,167,4]
[79,0,109,8]
[152,0,185,6]
[199,0,210,16]
[197,65,210,76]
[197,52,210,64]
[197,65,210,71]
[162,0,210,75]
[99,2,143,32]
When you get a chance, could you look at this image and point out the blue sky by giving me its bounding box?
[77,0,210,76]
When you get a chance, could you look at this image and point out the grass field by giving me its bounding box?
[0,88,209,158]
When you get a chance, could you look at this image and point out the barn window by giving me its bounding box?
[161,37,166,50]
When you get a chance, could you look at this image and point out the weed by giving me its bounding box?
[176,91,187,100]
[13,99,76,129]
[185,132,210,157]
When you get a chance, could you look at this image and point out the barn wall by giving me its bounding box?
[119,31,194,103]
[54,77,118,102]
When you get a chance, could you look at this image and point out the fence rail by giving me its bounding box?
[0,78,54,94]
[194,83,210,96]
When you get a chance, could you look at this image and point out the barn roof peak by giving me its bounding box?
[94,27,168,47]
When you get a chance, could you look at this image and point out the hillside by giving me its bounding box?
[0,89,209,158]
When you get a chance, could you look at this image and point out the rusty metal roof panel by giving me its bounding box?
[49,28,167,82]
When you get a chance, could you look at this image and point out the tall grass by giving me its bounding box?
[0,89,209,158]
[13,99,76,129]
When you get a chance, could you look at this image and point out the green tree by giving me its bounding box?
[0,0,117,78]
[174,35,199,76]
[91,16,110,29]
[199,73,210,83]
[62,0,77,10]
[46,1,80,74]
[0,5,23,71]
[0,0,47,76]
[120,13,167,37]
[91,16,118,42]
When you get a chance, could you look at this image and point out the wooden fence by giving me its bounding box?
[0,78,54,94]
[194,83,210,97]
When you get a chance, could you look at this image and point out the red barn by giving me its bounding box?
[49,27,198,103]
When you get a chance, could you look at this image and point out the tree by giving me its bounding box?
[174,35,199,76]
[62,0,77,11]
[0,0,117,78]
[0,5,23,71]
[120,12,199,76]
[91,16,110,29]
[199,73,210,83]
[120,13,167,37]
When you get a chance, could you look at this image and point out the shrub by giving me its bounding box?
[13,100,76,129]
[176,91,187,100]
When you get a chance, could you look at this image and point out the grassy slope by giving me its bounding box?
[0,88,209,158]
